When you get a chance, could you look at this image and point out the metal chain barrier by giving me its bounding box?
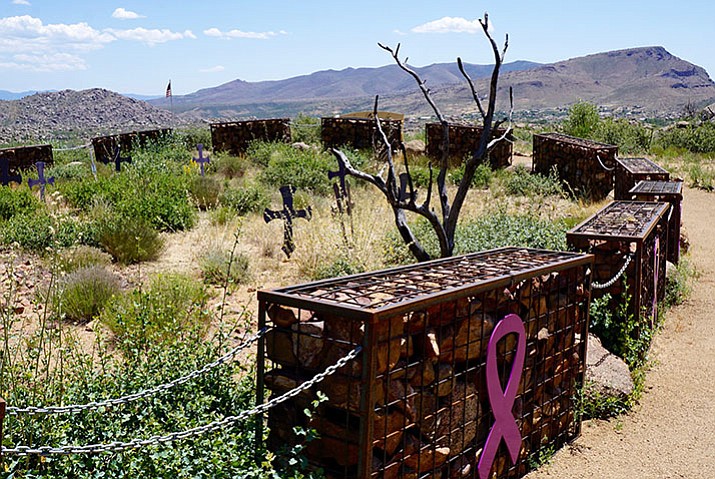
[592,254,632,289]
[7,327,268,416]
[1,345,361,456]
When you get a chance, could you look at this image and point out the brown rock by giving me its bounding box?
[292,321,325,368]
[409,361,436,388]
[265,328,297,366]
[373,410,409,455]
[439,315,495,364]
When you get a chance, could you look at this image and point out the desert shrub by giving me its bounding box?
[595,118,652,154]
[0,186,41,220]
[312,255,365,280]
[60,168,195,231]
[176,126,212,150]
[246,140,282,167]
[665,256,695,306]
[45,161,89,181]
[209,205,238,226]
[654,122,715,153]
[383,210,568,265]
[199,247,251,286]
[450,162,493,189]
[98,217,164,264]
[687,161,715,190]
[259,143,333,195]
[213,153,249,179]
[499,165,566,197]
[189,175,222,210]
[409,165,432,188]
[219,182,270,216]
[101,273,210,343]
[55,265,121,322]
[57,245,112,273]
[563,100,600,138]
[1,212,93,252]
[291,113,321,145]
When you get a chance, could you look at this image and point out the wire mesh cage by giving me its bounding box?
[628,180,683,264]
[425,123,512,169]
[321,117,403,151]
[532,133,617,201]
[0,144,53,173]
[614,158,670,200]
[209,119,291,155]
[91,129,172,164]
[567,201,668,361]
[257,247,593,479]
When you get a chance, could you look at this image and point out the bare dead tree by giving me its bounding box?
[331,12,513,261]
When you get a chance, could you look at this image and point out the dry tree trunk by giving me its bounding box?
[331,12,513,261]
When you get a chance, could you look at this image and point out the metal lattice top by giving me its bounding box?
[535,132,617,150]
[259,247,590,316]
[568,201,669,241]
[629,180,683,198]
[617,157,669,175]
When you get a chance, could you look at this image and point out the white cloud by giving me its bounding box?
[203,27,285,40]
[199,65,225,73]
[106,27,195,45]
[0,15,194,72]
[112,8,145,20]
[12,0,31,5]
[411,16,493,34]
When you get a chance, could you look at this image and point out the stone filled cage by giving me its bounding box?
[613,157,670,200]
[210,119,291,156]
[0,144,53,174]
[629,180,683,264]
[91,128,172,164]
[425,123,513,169]
[257,247,593,479]
[567,201,668,361]
[532,133,617,201]
[321,117,403,152]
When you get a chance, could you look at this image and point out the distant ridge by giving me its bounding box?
[150,46,715,118]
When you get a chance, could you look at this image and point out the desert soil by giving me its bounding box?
[526,185,715,478]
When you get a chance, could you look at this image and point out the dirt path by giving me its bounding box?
[526,186,715,478]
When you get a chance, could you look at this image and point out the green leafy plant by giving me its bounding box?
[563,100,600,138]
[189,175,222,210]
[498,165,566,197]
[311,255,365,280]
[450,162,493,189]
[0,186,41,220]
[57,245,112,273]
[291,113,321,145]
[257,142,333,195]
[220,183,270,215]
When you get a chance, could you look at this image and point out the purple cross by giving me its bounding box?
[110,145,132,172]
[193,144,210,176]
[28,162,54,201]
[478,313,526,479]
[263,185,312,258]
[0,157,21,186]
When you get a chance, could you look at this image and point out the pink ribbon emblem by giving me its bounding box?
[478,313,526,479]
[652,236,660,323]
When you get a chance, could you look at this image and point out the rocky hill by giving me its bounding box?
[0,89,180,144]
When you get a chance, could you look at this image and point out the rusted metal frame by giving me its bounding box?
[255,302,267,464]
[567,202,670,241]
[358,314,378,479]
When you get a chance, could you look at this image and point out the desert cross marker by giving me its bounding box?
[263,185,312,258]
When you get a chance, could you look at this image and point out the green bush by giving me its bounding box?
[499,165,566,197]
[291,113,321,145]
[655,122,715,153]
[311,255,365,280]
[57,245,113,273]
[101,273,210,343]
[450,162,493,189]
[596,118,652,154]
[189,175,222,210]
[1,212,93,252]
[55,266,121,322]
[199,247,251,286]
[563,101,600,138]
[98,217,164,264]
[46,161,90,181]
[0,186,40,220]
[213,153,249,179]
[383,210,568,265]
[687,161,715,191]
[256,142,333,195]
[220,183,270,216]
[176,126,213,150]
[665,256,695,306]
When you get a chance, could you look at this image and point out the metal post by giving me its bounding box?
[255,303,267,465]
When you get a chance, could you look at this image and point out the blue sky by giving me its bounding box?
[1,0,713,96]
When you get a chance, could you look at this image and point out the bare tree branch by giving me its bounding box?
[458,57,486,120]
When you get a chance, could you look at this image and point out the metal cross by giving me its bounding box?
[263,185,312,258]
[328,160,353,216]
[193,144,210,176]
[0,157,21,186]
[110,145,132,172]
[28,161,54,201]
[328,161,349,200]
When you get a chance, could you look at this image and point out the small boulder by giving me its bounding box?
[404,139,425,158]
[586,333,633,399]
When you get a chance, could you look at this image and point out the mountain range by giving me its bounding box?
[149,46,715,119]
